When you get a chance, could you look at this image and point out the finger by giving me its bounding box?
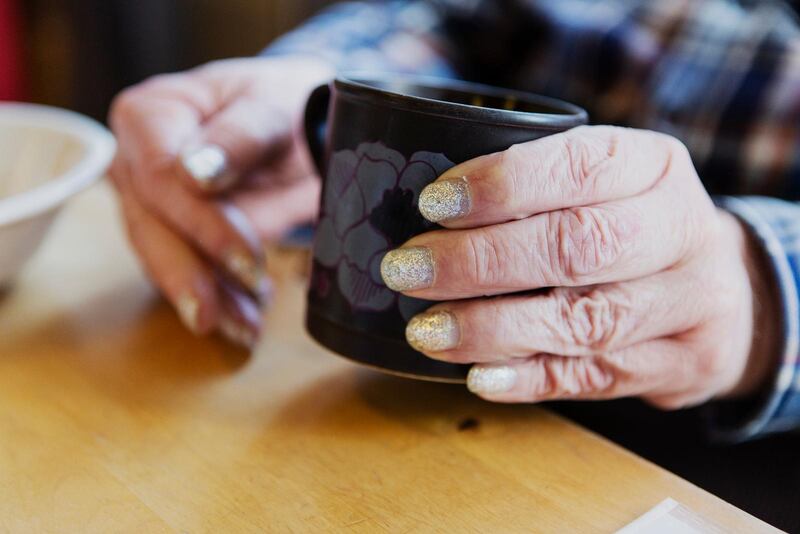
[111,78,269,294]
[404,266,710,363]
[112,70,293,193]
[381,174,709,299]
[114,164,264,347]
[216,273,264,349]
[232,173,321,241]
[110,73,214,175]
[177,93,294,192]
[137,168,268,296]
[133,159,268,296]
[177,58,327,192]
[465,338,689,403]
[417,125,679,227]
[113,164,220,335]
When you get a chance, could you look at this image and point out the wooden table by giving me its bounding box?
[0,184,780,533]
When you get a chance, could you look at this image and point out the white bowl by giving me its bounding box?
[0,103,116,287]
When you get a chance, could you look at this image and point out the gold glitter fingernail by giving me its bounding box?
[418,176,472,223]
[380,246,434,292]
[176,291,200,334]
[467,366,517,395]
[406,310,459,352]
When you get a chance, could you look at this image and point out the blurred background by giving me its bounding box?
[6,0,334,121]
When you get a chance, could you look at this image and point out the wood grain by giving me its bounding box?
[0,184,780,533]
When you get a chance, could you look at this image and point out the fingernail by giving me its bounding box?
[218,315,257,349]
[467,366,517,395]
[380,246,434,292]
[224,248,268,296]
[406,310,459,352]
[418,176,472,223]
[180,144,232,190]
[176,292,201,334]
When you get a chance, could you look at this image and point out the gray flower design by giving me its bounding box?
[313,141,454,311]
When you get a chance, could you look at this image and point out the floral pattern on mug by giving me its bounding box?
[313,141,453,311]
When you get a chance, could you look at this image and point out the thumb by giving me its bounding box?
[178,93,296,192]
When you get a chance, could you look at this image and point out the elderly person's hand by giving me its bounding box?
[109,57,333,346]
[382,126,780,408]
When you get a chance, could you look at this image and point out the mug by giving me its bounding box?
[304,74,587,382]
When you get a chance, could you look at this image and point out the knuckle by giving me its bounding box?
[562,136,593,194]
[548,207,626,281]
[538,357,616,398]
[662,133,691,161]
[561,126,623,197]
[110,74,173,112]
[555,288,629,351]
[109,73,187,126]
[109,88,142,125]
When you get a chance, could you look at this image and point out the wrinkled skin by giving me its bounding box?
[111,56,779,407]
[399,126,779,408]
[109,57,333,338]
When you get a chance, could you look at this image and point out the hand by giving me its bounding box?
[381,126,780,408]
[109,56,333,347]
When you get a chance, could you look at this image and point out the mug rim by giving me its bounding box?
[334,73,588,129]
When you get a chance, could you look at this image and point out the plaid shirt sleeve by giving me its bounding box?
[709,196,800,441]
[264,1,458,77]
[264,0,800,440]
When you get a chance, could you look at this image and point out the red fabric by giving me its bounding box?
[0,0,25,101]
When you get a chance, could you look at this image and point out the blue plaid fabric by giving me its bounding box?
[267,0,800,440]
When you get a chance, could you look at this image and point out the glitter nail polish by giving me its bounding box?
[467,366,517,395]
[418,176,472,223]
[406,310,459,352]
[218,316,257,349]
[180,144,231,190]
[380,246,434,292]
[224,248,267,295]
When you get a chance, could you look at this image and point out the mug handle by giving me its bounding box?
[303,82,332,177]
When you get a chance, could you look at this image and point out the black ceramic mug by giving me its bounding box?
[304,74,587,382]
